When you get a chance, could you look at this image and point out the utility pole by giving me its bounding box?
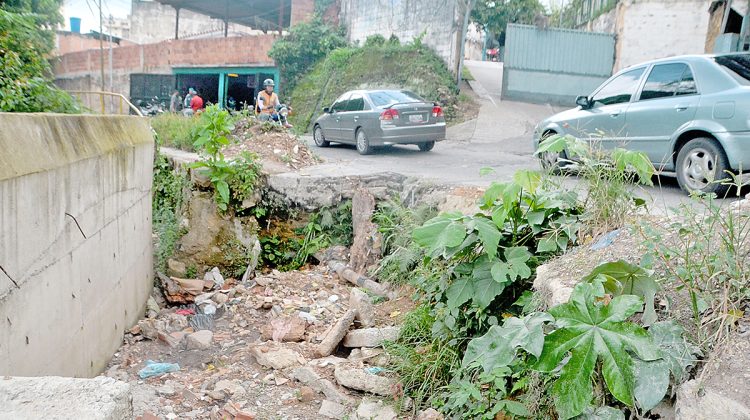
[99,0,105,91]
[456,0,476,86]
[109,14,113,93]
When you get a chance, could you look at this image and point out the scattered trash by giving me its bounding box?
[176,309,195,316]
[202,303,217,316]
[590,229,621,251]
[298,311,317,324]
[365,367,385,375]
[138,360,180,379]
[328,295,340,303]
[189,314,215,331]
[205,267,225,288]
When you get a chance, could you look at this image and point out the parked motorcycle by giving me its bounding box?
[137,96,166,116]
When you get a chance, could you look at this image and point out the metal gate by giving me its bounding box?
[501,24,616,105]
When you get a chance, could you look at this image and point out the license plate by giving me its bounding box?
[409,114,424,123]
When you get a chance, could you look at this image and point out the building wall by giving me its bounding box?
[340,0,459,71]
[291,0,315,26]
[614,0,712,70]
[0,113,154,377]
[55,32,136,56]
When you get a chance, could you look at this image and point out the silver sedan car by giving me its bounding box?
[312,89,447,155]
[533,53,750,194]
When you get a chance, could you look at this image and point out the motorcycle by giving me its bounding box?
[137,96,166,116]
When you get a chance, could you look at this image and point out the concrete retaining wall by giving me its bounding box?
[0,113,154,377]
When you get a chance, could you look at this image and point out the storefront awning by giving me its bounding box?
[155,0,292,32]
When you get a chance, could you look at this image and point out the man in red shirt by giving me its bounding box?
[189,91,204,114]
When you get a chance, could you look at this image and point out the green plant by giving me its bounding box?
[441,367,530,419]
[639,184,750,346]
[185,264,197,279]
[150,113,200,151]
[535,281,661,419]
[582,260,660,326]
[229,151,263,204]
[536,134,655,237]
[152,151,189,273]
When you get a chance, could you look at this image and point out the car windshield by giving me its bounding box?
[367,90,423,108]
[715,55,750,85]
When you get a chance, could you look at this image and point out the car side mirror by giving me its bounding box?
[576,95,591,108]
[323,107,331,113]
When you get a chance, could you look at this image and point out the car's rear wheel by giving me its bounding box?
[356,129,372,155]
[537,132,568,174]
[418,141,435,152]
[675,137,730,196]
[313,125,330,147]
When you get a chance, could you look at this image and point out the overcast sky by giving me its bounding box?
[62,0,131,32]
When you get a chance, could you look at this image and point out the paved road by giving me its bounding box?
[300,60,731,211]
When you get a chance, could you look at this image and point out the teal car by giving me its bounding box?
[533,53,750,194]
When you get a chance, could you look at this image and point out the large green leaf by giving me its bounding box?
[470,258,503,309]
[583,261,660,326]
[505,246,532,280]
[469,217,502,259]
[632,358,670,412]
[446,278,474,310]
[535,282,661,420]
[513,170,542,193]
[412,213,467,256]
[573,406,625,420]
[463,312,554,373]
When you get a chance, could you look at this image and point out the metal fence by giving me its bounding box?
[69,91,143,116]
[501,24,616,105]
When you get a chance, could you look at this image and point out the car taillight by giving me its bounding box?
[432,105,443,118]
[380,109,400,121]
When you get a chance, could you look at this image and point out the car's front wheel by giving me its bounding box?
[356,129,372,155]
[675,137,730,195]
[313,125,330,147]
[418,141,435,152]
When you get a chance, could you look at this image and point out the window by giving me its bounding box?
[330,93,350,112]
[347,94,365,111]
[591,68,645,107]
[640,63,697,100]
[367,90,424,108]
[715,55,750,86]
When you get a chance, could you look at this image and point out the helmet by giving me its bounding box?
[263,79,275,87]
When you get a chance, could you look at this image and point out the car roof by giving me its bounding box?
[345,89,412,95]
[618,52,750,72]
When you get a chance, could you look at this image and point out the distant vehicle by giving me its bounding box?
[312,89,446,155]
[533,53,750,195]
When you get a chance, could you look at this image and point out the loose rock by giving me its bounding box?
[186,330,213,350]
[319,400,348,419]
[167,259,187,277]
[317,309,358,357]
[291,367,353,405]
[297,386,316,402]
[343,326,400,348]
[353,398,397,420]
[334,365,397,396]
[261,316,308,342]
[252,346,305,370]
[349,288,375,328]
[417,408,445,420]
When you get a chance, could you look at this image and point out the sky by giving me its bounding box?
[62,0,132,33]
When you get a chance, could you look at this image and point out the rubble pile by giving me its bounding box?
[106,262,418,420]
[224,119,319,171]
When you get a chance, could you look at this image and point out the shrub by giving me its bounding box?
[150,113,200,151]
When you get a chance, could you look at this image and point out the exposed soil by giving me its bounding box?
[224,119,320,172]
[106,264,415,420]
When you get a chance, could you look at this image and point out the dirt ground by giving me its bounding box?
[105,263,416,420]
[224,119,320,172]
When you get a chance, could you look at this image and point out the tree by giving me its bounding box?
[471,0,545,45]
[268,17,347,95]
[0,1,78,112]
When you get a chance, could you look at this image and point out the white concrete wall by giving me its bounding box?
[0,113,154,377]
[615,0,711,70]
[340,0,459,71]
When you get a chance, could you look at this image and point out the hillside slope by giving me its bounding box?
[289,41,463,132]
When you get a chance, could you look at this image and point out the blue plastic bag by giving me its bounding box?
[138,360,180,379]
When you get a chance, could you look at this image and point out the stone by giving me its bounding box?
[352,398,398,420]
[342,326,400,348]
[207,390,226,401]
[297,386,316,402]
[417,408,444,420]
[675,379,750,419]
[186,330,214,350]
[204,267,225,287]
[158,331,183,348]
[319,400,348,419]
[191,167,212,188]
[316,309,358,357]
[349,288,375,327]
[349,189,383,274]
[235,411,256,420]
[334,365,397,396]
[291,367,353,405]
[212,292,229,306]
[0,376,131,419]
[214,379,245,396]
[252,346,305,370]
[157,385,176,397]
[137,319,160,340]
[261,316,308,342]
[146,296,160,318]
[167,259,187,277]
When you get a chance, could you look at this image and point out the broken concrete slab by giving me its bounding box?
[417,408,445,420]
[0,376,132,419]
[316,309,357,357]
[349,288,375,328]
[252,346,306,370]
[261,316,308,342]
[349,189,382,274]
[343,326,400,348]
[319,400,349,419]
[186,330,213,350]
[334,365,397,396]
[352,398,398,420]
[291,367,354,405]
[675,379,750,419]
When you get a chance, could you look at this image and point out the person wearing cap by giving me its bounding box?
[255,79,292,128]
[182,88,196,116]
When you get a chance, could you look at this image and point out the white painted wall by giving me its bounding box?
[615,0,712,70]
[340,0,459,70]
[0,114,154,377]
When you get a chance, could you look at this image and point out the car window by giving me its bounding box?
[367,90,424,108]
[331,93,350,112]
[640,63,697,100]
[715,55,750,86]
[591,68,645,107]
[347,94,365,111]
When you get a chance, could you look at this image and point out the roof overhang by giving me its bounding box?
[154,0,292,32]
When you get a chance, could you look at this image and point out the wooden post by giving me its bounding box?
[175,7,180,40]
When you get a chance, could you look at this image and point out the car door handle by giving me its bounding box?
[675,105,689,112]
[609,112,620,117]
[353,116,359,121]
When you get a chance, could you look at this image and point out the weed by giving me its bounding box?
[150,113,200,151]
[152,151,189,273]
[185,264,197,279]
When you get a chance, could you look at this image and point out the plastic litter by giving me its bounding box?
[176,309,195,316]
[190,313,215,331]
[590,229,621,251]
[202,303,217,316]
[365,367,385,375]
[298,311,317,323]
[138,360,180,379]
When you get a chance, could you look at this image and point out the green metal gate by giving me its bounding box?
[501,24,616,105]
